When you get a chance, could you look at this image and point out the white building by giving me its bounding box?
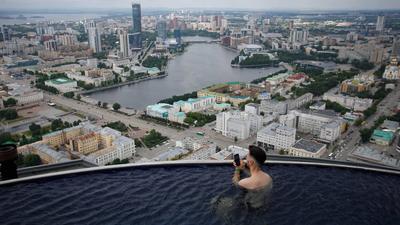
[186,144,217,160]
[383,57,400,80]
[289,139,327,158]
[119,29,130,58]
[44,78,78,93]
[173,96,216,113]
[282,110,343,143]
[210,145,248,160]
[260,100,287,115]
[90,135,135,166]
[66,70,114,87]
[216,110,263,140]
[86,58,98,68]
[257,123,296,151]
[245,103,260,115]
[287,93,313,110]
[322,93,373,112]
[4,83,43,105]
[376,15,385,32]
[3,91,43,106]
[87,20,102,53]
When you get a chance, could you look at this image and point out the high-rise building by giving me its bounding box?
[288,20,294,30]
[131,2,142,49]
[392,38,400,57]
[289,29,308,44]
[0,25,10,41]
[87,21,102,53]
[376,15,385,32]
[119,29,129,58]
[174,29,182,45]
[44,40,58,51]
[156,20,168,41]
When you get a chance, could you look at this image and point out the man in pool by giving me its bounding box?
[232,145,273,209]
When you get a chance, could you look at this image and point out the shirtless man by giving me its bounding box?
[233,145,272,191]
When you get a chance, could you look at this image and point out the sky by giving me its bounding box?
[1,0,400,11]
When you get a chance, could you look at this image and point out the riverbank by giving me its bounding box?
[79,74,168,95]
[87,41,285,109]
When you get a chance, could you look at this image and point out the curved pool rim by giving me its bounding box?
[1,156,399,186]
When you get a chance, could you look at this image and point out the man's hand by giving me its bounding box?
[233,160,246,170]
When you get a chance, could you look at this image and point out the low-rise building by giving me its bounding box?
[146,103,174,120]
[309,102,326,110]
[257,123,296,151]
[173,96,216,113]
[41,123,135,166]
[339,74,374,94]
[210,145,248,160]
[350,146,400,168]
[370,129,395,146]
[323,93,373,112]
[44,78,78,93]
[260,100,288,115]
[289,139,327,158]
[380,120,399,133]
[3,83,44,105]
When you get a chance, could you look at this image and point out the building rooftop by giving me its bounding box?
[48,78,75,85]
[371,130,395,142]
[292,139,326,153]
[259,122,296,136]
[381,120,399,132]
[154,147,188,161]
[351,146,399,167]
[31,142,71,163]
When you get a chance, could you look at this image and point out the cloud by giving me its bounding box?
[1,0,400,10]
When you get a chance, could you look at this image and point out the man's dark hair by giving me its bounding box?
[249,145,266,166]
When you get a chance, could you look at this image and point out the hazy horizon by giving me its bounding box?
[1,0,400,11]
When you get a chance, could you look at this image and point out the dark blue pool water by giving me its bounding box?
[0,164,399,225]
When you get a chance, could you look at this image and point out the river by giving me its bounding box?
[88,37,284,109]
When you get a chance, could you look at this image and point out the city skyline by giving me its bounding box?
[1,0,400,11]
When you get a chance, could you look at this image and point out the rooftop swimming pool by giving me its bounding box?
[0,161,399,225]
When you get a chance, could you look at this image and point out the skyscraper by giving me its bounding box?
[87,21,102,53]
[156,20,167,41]
[376,15,385,32]
[130,2,142,49]
[174,29,182,46]
[119,29,129,58]
[0,26,10,42]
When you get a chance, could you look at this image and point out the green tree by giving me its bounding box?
[23,153,41,167]
[0,132,15,144]
[63,92,75,98]
[3,98,18,107]
[113,103,121,111]
[51,119,64,131]
[29,123,42,137]
[0,109,18,120]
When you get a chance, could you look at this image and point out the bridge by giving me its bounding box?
[183,40,221,44]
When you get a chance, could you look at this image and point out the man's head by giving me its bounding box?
[247,145,267,168]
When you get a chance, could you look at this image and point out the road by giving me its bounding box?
[335,80,400,161]
[45,93,237,148]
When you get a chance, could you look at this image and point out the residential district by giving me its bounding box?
[1,4,400,170]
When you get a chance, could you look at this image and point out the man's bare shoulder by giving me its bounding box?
[238,177,252,189]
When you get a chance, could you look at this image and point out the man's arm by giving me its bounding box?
[232,167,241,185]
[232,160,245,186]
